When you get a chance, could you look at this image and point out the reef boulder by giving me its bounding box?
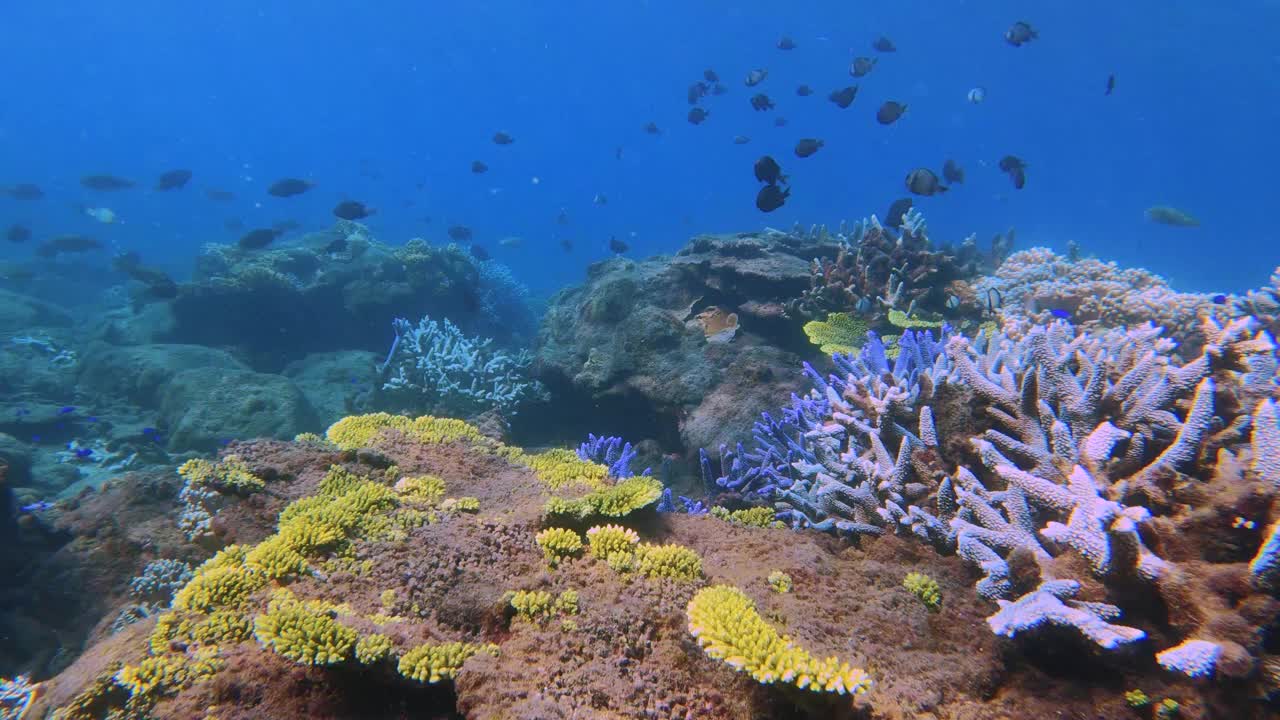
[158,368,319,452]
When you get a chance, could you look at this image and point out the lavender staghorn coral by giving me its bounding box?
[1253,399,1280,489]
[379,315,544,416]
[1155,639,1223,679]
[986,580,1146,649]
[576,434,648,478]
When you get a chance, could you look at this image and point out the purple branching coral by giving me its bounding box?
[577,433,648,478]
[707,313,1280,661]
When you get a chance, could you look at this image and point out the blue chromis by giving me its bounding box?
[1049,308,1071,320]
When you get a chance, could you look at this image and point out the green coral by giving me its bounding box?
[1124,689,1151,708]
[509,590,555,620]
[398,642,498,683]
[178,455,265,494]
[521,448,610,490]
[1156,699,1181,719]
[767,571,793,594]
[887,308,944,329]
[115,647,223,700]
[710,506,782,528]
[687,585,872,695]
[553,589,579,615]
[394,474,447,504]
[546,475,664,520]
[903,572,942,611]
[355,633,395,664]
[325,413,489,451]
[171,548,267,613]
[802,312,868,355]
[535,527,583,566]
[585,524,640,559]
[441,496,480,512]
[253,594,358,666]
[634,543,703,581]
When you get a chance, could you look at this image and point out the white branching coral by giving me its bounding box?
[378,315,544,416]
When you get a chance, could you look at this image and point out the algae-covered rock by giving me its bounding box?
[159,368,319,452]
[78,343,250,408]
[0,288,73,333]
[282,350,381,428]
[0,432,33,486]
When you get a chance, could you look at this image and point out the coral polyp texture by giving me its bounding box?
[687,584,872,695]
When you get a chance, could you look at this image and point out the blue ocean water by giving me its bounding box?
[1,0,1277,296]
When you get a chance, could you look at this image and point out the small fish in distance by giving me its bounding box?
[448,225,473,241]
[876,101,907,125]
[732,135,751,145]
[703,69,719,83]
[3,183,43,199]
[753,155,787,185]
[967,87,986,104]
[643,122,661,135]
[998,155,1027,189]
[471,160,488,174]
[942,159,965,184]
[850,57,877,77]
[7,224,31,243]
[1105,74,1116,95]
[774,116,788,127]
[829,86,858,108]
[1145,206,1199,227]
[1005,21,1038,47]
[885,198,913,228]
[777,36,797,50]
[267,178,314,197]
[687,82,709,105]
[794,138,824,158]
[750,94,775,111]
[81,174,136,191]
[333,200,375,220]
[872,36,896,52]
[745,69,768,86]
[756,184,790,212]
[687,107,710,125]
[35,234,102,258]
[905,168,947,196]
[796,84,813,96]
[609,236,630,254]
[155,169,192,191]
[238,228,282,250]
[492,131,515,145]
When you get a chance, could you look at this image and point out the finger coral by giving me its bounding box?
[397,642,498,684]
[687,585,872,695]
[253,594,358,666]
[634,543,703,580]
[534,527,583,566]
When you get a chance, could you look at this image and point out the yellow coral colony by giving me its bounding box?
[687,585,872,695]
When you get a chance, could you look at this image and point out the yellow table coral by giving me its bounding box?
[687,585,872,695]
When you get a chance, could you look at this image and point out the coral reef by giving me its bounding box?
[376,315,544,419]
[977,247,1229,351]
[166,227,529,372]
[787,215,981,323]
[699,311,1280,691]
[24,413,1139,719]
